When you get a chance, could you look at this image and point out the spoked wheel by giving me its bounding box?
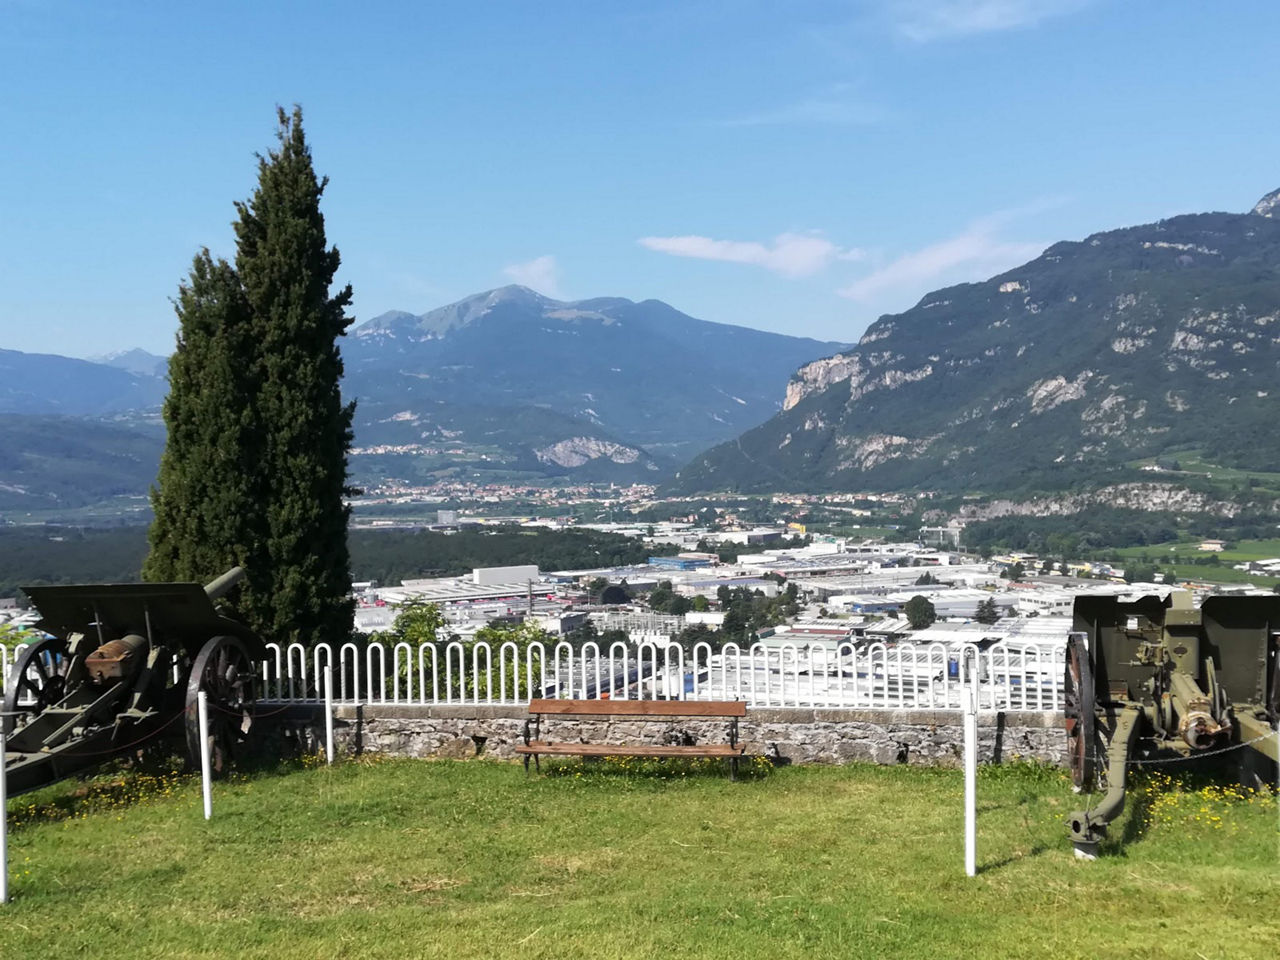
[185,635,257,776]
[1064,633,1097,792]
[3,637,72,736]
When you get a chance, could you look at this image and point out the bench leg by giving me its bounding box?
[534,753,541,773]
[523,754,530,774]
[730,756,738,782]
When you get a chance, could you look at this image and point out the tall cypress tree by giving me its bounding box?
[233,106,355,649]
[145,251,260,585]
[147,107,355,649]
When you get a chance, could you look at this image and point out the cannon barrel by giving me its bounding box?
[86,632,149,683]
[204,566,246,601]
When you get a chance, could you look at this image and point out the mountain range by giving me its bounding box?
[671,188,1280,496]
[0,289,844,509]
[0,348,168,416]
[89,348,169,379]
[341,286,847,482]
[8,186,1280,515]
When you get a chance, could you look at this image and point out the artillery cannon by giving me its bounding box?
[2,568,266,797]
[1065,591,1279,858]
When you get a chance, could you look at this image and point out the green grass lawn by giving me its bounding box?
[1126,453,1280,493]
[2,758,1277,960]
[1165,455,1280,489]
[1108,538,1280,588]
[1114,538,1280,563]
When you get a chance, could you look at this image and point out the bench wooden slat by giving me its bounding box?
[515,741,744,758]
[528,698,745,718]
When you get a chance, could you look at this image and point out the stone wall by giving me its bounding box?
[315,704,1066,767]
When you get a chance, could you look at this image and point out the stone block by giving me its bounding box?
[436,736,477,759]
[318,703,1065,769]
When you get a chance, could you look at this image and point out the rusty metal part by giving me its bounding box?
[1179,704,1223,749]
[1169,671,1230,749]
[85,633,149,683]
[1063,634,1096,791]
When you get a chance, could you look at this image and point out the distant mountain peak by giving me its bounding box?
[486,284,551,305]
[1253,187,1280,218]
[87,347,168,379]
[355,286,644,341]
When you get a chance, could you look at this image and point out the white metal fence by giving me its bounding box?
[1,639,1066,712]
[255,639,1066,711]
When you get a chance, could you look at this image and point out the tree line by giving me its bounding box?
[351,526,679,584]
[962,507,1280,556]
[0,525,678,606]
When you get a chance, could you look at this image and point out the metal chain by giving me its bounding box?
[1124,728,1279,767]
[206,699,297,719]
[1084,727,1277,812]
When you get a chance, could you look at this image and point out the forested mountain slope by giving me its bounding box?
[672,189,1280,495]
[343,285,846,481]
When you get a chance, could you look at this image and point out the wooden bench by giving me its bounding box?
[516,698,746,779]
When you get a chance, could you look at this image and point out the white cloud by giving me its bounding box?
[837,213,1046,301]
[638,232,864,278]
[889,0,1091,42]
[503,254,561,298]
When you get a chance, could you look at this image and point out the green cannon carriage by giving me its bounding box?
[2,568,265,797]
[1065,591,1280,857]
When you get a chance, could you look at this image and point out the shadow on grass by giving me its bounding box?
[980,841,1058,872]
[1110,780,1156,854]
[3,733,348,832]
[975,794,1065,872]
[4,751,196,832]
[537,754,776,782]
[970,761,1076,872]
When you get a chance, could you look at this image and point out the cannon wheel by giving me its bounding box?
[185,635,257,777]
[3,637,72,737]
[1064,634,1097,792]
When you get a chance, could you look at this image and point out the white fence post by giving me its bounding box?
[197,690,213,821]
[963,658,978,878]
[324,666,335,765]
[1,731,8,903]
[254,638,1066,711]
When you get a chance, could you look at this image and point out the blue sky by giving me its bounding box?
[3,0,1279,358]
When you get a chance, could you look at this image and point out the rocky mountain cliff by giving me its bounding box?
[671,190,1280,495]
